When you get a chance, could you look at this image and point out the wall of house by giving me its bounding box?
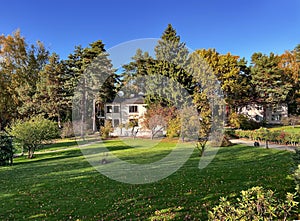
[239,104,288,124]
[105,102,149,136]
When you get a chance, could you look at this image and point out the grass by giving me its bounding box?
[0,138,296,220]
[269,125,300,133]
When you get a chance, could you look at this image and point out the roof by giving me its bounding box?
[107,96,145,105]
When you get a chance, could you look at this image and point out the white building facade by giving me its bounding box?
[104,97,151,137]
[239,104,288,124]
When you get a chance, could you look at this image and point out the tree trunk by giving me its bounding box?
[263,104,267,124]
[81,78,87,140]
[58,113,61,129]
[266,140,269,149]
[92,98,96,133]
[151,132,154,140]
[201,145,205,157]
[28,148,34,159]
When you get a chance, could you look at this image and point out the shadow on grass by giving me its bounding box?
[13,148,83,166]
[43,140,78,150]
[0,140,296,220]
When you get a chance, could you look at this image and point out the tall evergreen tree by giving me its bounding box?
[121,24,194,107]
[155,24,189,65]
[35,53,69,127]
[251,52,293,121]
[154,24,193,94]
[66,40,117,135]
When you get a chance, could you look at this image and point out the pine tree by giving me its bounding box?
[35,53,68,127]
[66,40,117,135]
[154,24,193,94]
[251,52,293,121]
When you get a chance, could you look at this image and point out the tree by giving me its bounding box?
[121,24,194,110]
[251,52,293,122]
[166,115,181,138]
[191,92,212,156]
[0,30,49,127]
[121,24,194,107]
[66,41,117,137]
[0,134,14,166]
[155,24,189,65]
[257,127,271,149]
[279,46,300,115]
[7,116,59,158]
[194,49,252,111]
[0,30,28,128]
[142,104,177,139]
[125,119,139,139]
[121,49,153,97]
[187,50,225,156]
[35,53,68,127]
[154,24,194,97]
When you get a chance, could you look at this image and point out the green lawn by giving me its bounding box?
[0,138,296,220]
[269,125,300,133]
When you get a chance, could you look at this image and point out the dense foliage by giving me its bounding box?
[209,186,298,220]
[234,127,300,146]
[7,116,59,158]
[0,25,299,133]
[0,134,14,165]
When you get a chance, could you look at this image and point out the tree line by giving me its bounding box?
[0,25,299,132]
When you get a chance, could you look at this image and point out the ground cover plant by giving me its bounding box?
[0,138,296,220]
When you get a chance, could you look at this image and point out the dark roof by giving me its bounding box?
[108,96,145,105]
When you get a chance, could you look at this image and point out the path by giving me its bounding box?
[230,139,298,152]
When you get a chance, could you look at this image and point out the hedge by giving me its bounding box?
[234,127,300,146]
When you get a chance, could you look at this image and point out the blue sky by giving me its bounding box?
[1,0,300,63]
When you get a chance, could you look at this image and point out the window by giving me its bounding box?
[129,105,138,113]
[113,106,120,113]
[113,119,120,127]
[255,115,262,122]
[271,114,281,121]
[106,106,112,113]
[273,107,282,113]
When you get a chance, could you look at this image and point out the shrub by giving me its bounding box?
[282,115,300,127]
[100,120,113,139]
[229,113,260,130]
[0,134,14,166]
[166,116,181,138]
[293,165,300,193]
[6,116,59,158]
[234,129,300,146]
[292,149,300,193]
[60,121,75,138]
[209,186,298,220]
[224,128,236,138]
